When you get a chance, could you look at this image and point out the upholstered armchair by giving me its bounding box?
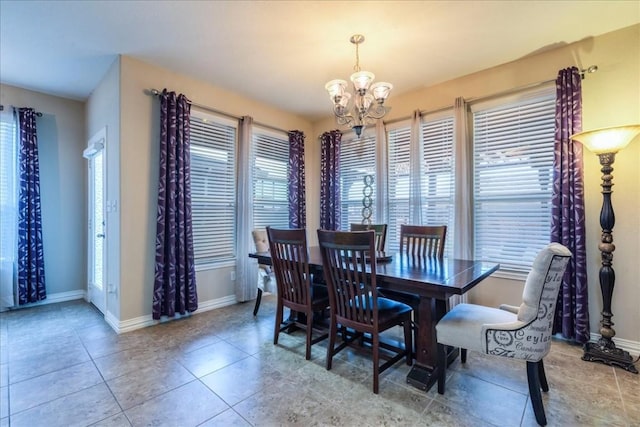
[435,243,572,426]
[251,229,276,316]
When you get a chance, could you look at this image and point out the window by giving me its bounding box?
[472,88,555,276]
[189,110,237,267]
[387,115,455,254]
[252,129,289,229]
[339,132,377,230]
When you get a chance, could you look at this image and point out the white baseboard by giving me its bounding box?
[109,294,238,334]
[0,290,87,311]
[590,333,640,357]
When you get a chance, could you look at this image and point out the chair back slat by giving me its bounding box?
[318,230,377,327]
[400,224,447,258]
[267,227,311,307]
[350,223,388,252]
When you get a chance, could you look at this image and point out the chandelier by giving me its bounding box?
[325,34,392,137]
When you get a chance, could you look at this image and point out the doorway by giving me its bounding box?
[84,128,106,314]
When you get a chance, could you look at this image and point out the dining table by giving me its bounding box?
[249,247,499,392]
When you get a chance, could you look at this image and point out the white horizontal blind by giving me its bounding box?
[472,92,555,276]
[0,116,16,223]
[189,112,237,266]
[339,132,377,230]
[421,117,455,258]
[387,125,411,252]
[252,130,289,230]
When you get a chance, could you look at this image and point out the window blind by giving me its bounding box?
[339,132,377,230]
[421,117,455,257]
[472,92,555,276]
[189,112,237,266]
[252,129,289,230]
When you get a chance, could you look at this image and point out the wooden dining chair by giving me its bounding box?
[381,224,448,308]
[317,229,413,394]
[400,224,447,258]
[267,227,329,360]
[435,243,571,426]
[350,223,388,252]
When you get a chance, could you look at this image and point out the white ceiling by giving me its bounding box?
[1,1,639,122]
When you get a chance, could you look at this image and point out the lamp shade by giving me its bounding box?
[571,124,640,154]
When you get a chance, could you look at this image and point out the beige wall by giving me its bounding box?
[312,24,640,345]
[116,56,313,321]
[0,84,86,299]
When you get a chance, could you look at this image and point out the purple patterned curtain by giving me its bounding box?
[551,67,589,343]
[288,130,306,228]
[152,90,198,319]
[17,108,46,304]
[320,130,342,230]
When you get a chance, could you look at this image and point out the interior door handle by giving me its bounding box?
[96,233,105,238]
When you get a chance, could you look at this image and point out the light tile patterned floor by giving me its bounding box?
[0,296,638,426]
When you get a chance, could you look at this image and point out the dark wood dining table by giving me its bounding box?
[249,247,499,392]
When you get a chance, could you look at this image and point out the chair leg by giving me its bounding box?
[461,348,467,364]
[403,320,413,365]
[326,320,336,370]
[437,343,448,395]
[305,311,313,360]
[253,288,263,316]
[372,332,380,394]
[538,359,549,392]
[527,361,547,426]
[273,300,283,345]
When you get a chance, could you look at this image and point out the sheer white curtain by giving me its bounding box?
[235,116,258,302]
[408,110,423,224]
[0,110,17,308]
[375,120,388,224]
[409,110,424,225]
[453,97,472,260]
[452,97,472,305]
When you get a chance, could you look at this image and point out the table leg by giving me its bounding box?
[406,297,449,391]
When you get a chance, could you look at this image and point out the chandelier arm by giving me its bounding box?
[332,104,354,121]
[364,104,388,120]
[334,111,354,127]
[336,116,354,127]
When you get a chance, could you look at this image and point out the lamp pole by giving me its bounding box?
[581,151,638,373]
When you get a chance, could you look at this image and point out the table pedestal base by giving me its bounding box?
[406,364,437,391]
[406,347,459,391]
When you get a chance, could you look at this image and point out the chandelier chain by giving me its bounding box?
[354,41,360,72]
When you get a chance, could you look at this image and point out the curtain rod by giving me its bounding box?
[0,104,43,117]
[383,65,598,126]
[147,89,290,135]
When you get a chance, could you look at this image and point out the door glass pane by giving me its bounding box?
[92,151,104,291]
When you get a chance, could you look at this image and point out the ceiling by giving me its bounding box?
[1,1,638,122]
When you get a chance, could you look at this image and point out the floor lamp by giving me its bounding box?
[571,124,640,374]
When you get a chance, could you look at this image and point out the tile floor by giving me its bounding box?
[0,295,638,427]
